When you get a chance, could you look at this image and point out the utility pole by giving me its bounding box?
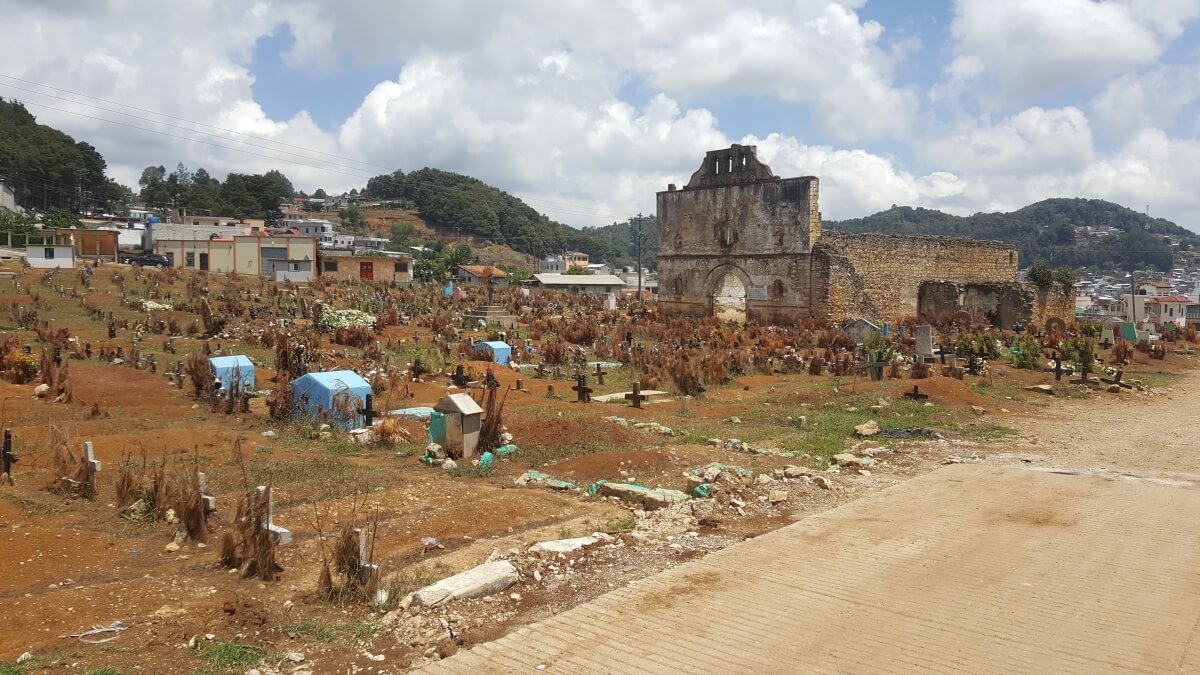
[631,213,645,297]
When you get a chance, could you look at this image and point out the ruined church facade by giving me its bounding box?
[656,145,1058,324]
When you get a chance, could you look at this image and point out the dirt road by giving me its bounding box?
[424,370,1200,673]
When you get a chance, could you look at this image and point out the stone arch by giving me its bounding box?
[704,263,753,323]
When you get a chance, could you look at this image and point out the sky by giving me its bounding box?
[2,0,1200,230]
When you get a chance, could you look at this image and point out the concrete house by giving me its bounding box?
[531,273,627,295]
[26,244,75,269]
[155,235,317,282]
[321,253,413,284]
[456,265,508,286]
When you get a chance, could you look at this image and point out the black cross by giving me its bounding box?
[357,393,377,427]
[449,365,470,388]
[572,375,592,403]
[625,330,633,346]
[84,342,92,359]
[624,380,646,408]
[1051,350,1063,381]
[484,369,500,389]
[593,362,607,386]
[1,429,16,477]
[903,385,929,401]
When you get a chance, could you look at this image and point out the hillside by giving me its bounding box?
[825,198,1197,271]
[363,168,647,267]
[0,98,129,212]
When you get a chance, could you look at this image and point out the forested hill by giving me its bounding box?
[365,168,651,267]
[824,198,1198,271]
[0,98,130,212]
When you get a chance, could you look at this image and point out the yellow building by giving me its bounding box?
[154,235,318,281]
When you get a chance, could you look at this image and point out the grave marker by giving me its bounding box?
[1,429,16,479]
[903,385,929,401]
[352,527,379,581]
[624,381,646,409]
[198,471,216,513]
[593,362,607,386]
[83,441,101,473]
[449,365,470,388]
[915,325,934,362]
[255,485,291,544]
[357,394,377,427]
[572,375,592,403]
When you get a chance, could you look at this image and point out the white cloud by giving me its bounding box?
[922,107,1095,174]
[946,0,1198,97]
[1091,65,1200,133]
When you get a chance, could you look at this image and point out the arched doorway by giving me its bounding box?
[713,271,747,323]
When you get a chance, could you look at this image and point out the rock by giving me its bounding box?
[813,475,832,490]
[32,383,49,398]
[349,428,374,445]
[164,541,180,553]
[768,490,788,503]
[701,465,724,483]
[597,482,689,510]
[441,459,458,471]
[642,487,690,510]
[831,453,874,468]
[16,652,32,663]
[412,561,519,607]
[707,438,723,447]
[1026,384,1055,395]
[261,430,276,438]
[971,405,986,413]
[426,442,447,459]
[853,420,880,437]
[783,466,810,479]
[1107,384,1121,393]
[528,533,611,555]
[286,652,305,663]
[755,473,775,485]
[690,499,718,523]
[727,416,742,424]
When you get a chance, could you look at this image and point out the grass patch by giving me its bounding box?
[602,516,637,533]
[195,641,263,672]
[0,664,22,675]
[99,646,132,655]
[326,440,360,456]
[1133,372,1179,388]
[9,494,72,517]
[287,620,376,642]
[86,669,127,675]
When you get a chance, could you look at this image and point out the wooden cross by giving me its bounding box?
[483,370,500,389]
[903,385,929,401]
[572,375,592,403]
[255,485,291,544]
[357,394,377,427]
[593,362,607,386]
[353,527,379,582]
[624,381,646,408]
[198,471,216,513]
[449,365,470,388]
[1,429,16,478]
[83,441,101,472]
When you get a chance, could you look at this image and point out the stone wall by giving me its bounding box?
[817,232,1018,321]
[916,281,1076,329]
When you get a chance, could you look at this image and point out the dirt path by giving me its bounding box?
[422,370,1200,674]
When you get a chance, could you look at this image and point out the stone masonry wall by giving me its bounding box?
[817,232,1018,321]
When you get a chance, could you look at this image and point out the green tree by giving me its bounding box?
[444,243,474,268]
[564,265,592,275]
[1027,259,1054,290]
[338,203,366,233]
[1052,265,1076,292]
[42,209,81,229]
[313,188,327,199]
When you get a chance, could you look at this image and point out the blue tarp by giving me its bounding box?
[209,355,255,393]
[476,341,512,365]
[291,370,372,428]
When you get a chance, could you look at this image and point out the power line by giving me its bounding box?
[0,73,392,171]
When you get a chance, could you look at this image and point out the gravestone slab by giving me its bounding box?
[915,325,934,360]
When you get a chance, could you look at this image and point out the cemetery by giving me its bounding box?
[0,258,1194,672]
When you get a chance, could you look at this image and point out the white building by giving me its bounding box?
[531,273,627,295]
[281,218,334,238]
[143,221,256,250]
[539,252,590,274]
[26,245,75,269]
[322,233,356,249]
[354,236,390,252]
[0,181,20,213]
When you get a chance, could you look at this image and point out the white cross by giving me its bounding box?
[354,527,380,580]
[82,442,101,472]
[198,472,216,513]
[255,485,291,545]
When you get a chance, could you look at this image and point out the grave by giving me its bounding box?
[357,394,378,427]
[255,485,291,544]
[352,527,379,582]
[291,370,372,428]
[449,365,470,388]
[475,341,512,366]
[1,428,16,480]
[902,385,929,401]
[593,362,607,386]
[83,441,102,472]
[209,354,255,394]
[432,393,483,460]
[572,375,593,403]
[603,292,618,311]
[625,381,646,408]
[198,471,216,513]
[1100,326,1115,348]
[915,325,934,362]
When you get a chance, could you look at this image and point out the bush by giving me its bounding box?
[1027,260,1054,290]
[1011,336,1042,370]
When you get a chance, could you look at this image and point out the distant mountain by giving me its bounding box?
[824,198,1197,271]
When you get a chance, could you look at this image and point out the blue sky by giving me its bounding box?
[5,0,1200,229]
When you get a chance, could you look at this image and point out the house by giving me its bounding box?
[616,267,658,292]
[322,233,356,249]
[1139,281,1176,296]
[48,228,119,262]
[1186,304,1200,331]
[456,265,508,286]
[154,235,318,282]
[26,245,75,269]
[474,341,512,365]
[166,209,240,227]
[320,253,413,284]
[531,273,626,295]
[209,355,255,394]
[353,236,390,252]
[0,181,19,213]
[1142,295,1191,328]
[143,220,256,249]
[291,370,372,429]
[279,218,334,238]
[539,252,590,274]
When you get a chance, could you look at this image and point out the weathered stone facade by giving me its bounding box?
[657,145,1054,324]
[917,281,1077,329]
